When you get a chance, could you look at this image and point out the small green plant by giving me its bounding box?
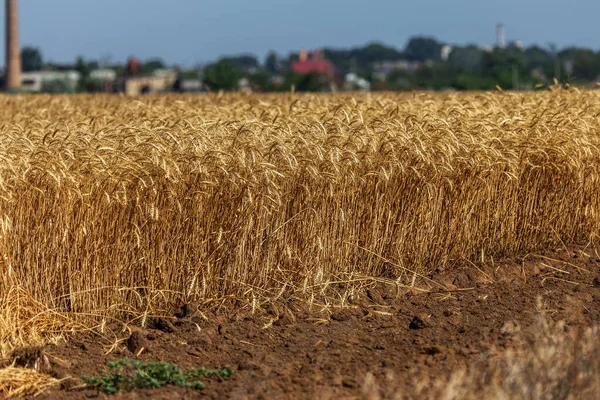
[82,358,233,394]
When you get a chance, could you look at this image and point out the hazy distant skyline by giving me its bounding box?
[1,0,599,67]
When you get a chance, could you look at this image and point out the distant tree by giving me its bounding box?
[356,42,404,63]
[21,46,42,72]
[481,49,527,89]
[404,37,444,62]
[220,55,260,71]
[277,71,323,92]
[324,42,403,75]
[557,47,578,61]
[75,56,91,92]
[571,49,600,81]
[522,46,553,77]
[287,52,300,64]
[414,63,470,90]
[448,45,484,71]
[203,59,242,91]
[41,79,74,94]
[387,68,414,90]
[248,70,270,90]
[142,58,166,74]
[87,60,100,70]
[265,51,279,73]
[453,73,497,91]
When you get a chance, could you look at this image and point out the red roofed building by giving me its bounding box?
[291,49,335,79]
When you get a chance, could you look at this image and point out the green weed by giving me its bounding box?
[81,358,233,394]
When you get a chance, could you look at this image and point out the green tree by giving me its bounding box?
[353,42,404,63]
[203,60,242,91]
[414,63,470,90]
[21,46,42,72]
[248,70,270,91]
[277,71,323,92]
[404,37,444,62]
[480,49,533,89]
[40,80,69,93]
[265,51,279,73]
[324,42,403,75]
[220,55,259,71]
[569,48,600,81]
[75,56,91,92]
[448,45,484,71]
[523,46,553,70]
[387,68,414,90]
[142,58,166,74]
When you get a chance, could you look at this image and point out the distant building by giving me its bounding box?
[127,57,142,76]
[20,70,80,92]
[343,73,370,91]
[372,60,422,81]
[497,23,505,48]
[238,77,252,93]
[90,69,117,82]
[441,45,453,61]
[507,41,524,51]
[530,68,547,81]
[180,79,203,92]
[269,75,285,88]
[119,69,178,95]
[291,50,335,79]
[563,60,575,75]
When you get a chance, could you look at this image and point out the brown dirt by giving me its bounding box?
[17,245,600,399]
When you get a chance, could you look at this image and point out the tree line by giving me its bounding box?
[15,36,600,92]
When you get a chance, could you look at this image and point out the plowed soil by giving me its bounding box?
[17,245,600,399]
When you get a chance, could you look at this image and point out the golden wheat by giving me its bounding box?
[0,90,598,336]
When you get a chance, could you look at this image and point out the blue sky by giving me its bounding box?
[1,0,598,66]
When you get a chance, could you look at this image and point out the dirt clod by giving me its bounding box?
[409,315,430,330]
[422,346,442,355]
[153,318,176,333]
[330,310,353,322]
[366,289,384,304]
[175,302,199,318]
[9,346,50,372]
[500,320,521,337]
[127,331,148,354]
[342,377,359,388]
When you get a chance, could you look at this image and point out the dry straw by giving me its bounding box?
[0,367,61,398]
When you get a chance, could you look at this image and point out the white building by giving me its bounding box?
[441,45,453,61]
[372,60,422,81]
[344,73,371,91]
[21,70,81,92]
[90,69,117,81]
[180,79,203,92]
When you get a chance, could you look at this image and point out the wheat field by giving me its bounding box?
[0,90,599,350]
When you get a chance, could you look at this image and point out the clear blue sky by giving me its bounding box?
[1,0,598,67]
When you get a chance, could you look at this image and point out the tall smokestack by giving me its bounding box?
[496,23,505,49]
[5,0,21,90]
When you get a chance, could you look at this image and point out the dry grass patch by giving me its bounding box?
[0,286,83,357]
[363,306,600,400]
[0,367,61,398]
[437,319,600,400]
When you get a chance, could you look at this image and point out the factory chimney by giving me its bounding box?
[5,0,21,90]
